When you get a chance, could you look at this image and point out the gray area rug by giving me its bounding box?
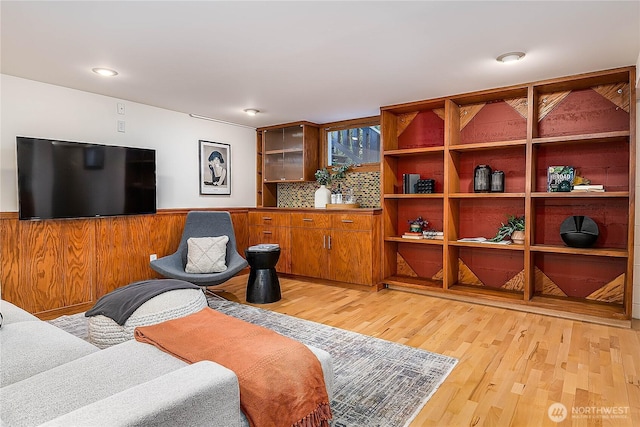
[49,297,457,427]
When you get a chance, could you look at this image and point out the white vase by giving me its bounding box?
[314,185,331,208]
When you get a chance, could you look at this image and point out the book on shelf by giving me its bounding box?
[547,166,575,192]
[401,233,423,239]
[402,173,420,194]
[572,184,605,192]
[423,231,444,240]
[482,240,511,245]
[456,237,512,245]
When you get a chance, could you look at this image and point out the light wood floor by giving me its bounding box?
[215,275,640,426]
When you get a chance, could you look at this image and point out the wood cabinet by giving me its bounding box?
[257,122,319,207]
[248,211,291,274]
[290,213,331,279]
[381,66,635,327]
[251,209,381,287]
[329,214,380,285]
[290,212,381,286]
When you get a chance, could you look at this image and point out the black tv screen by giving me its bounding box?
[17,137,156,220]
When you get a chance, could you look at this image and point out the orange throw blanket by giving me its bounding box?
[134,307,332,427]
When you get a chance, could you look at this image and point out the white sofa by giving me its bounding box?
[0,300,334,427]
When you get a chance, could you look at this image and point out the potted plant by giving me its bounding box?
[314,168,332,208]
[490,215,525,244]
[315,168,332,186]
[408,216,429,233]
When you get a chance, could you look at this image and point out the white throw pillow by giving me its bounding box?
[185,236,229,273]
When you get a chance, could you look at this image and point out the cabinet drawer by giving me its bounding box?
[248,211,290,227]
[290,213,331,228]
[331,214,373,231]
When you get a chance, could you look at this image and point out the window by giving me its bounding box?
[323,117,380,168]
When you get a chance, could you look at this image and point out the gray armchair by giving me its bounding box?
[150,211,248,291]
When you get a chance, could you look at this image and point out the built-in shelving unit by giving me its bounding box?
[381,66,636,327]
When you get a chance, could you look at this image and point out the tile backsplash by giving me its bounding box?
[277,171,380,208]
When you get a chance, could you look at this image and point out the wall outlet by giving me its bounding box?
[149,254,157,262]
[117,103,125,115]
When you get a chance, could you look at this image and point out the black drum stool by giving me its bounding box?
[245,245,281,304]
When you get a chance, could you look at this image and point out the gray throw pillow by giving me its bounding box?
[185,236,229,273]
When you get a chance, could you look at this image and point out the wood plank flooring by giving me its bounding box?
[215,275,640,426]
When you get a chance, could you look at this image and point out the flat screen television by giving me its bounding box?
[17,137,156,220]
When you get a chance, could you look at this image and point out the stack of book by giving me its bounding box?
[571,184,604,193]
[423,231,444,240]
[401,231,423,240]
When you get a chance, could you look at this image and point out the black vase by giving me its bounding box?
[560,216,599,248]
[491,170,505,192]
[474,165,492,193]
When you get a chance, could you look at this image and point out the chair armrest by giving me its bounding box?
[150,253,185,276]
[40,361,242,427]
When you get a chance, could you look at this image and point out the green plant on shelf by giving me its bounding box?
[490,215,525,242]
[315,168,331,185]
[315,163,352,186]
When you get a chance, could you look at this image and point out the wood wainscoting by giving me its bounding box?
[0,209,249,319]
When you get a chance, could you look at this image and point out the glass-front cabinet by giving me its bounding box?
[258,122,319,207]
[262,123,319,182]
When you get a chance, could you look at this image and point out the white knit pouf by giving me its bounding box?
[88,288,207,349]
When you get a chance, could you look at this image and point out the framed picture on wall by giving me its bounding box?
[199,140,231,195]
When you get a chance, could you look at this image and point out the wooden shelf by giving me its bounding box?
[531,191,629,198]
[448,139,527,152]
[384,193,444,199]
[383,275,443,289]
[449,193,525,199]
[532,130,630,146]
[383,146,445,156]
[386,236,443,245]
[380,66,635,326]
[448,241,525,251]
[530,244,628,257]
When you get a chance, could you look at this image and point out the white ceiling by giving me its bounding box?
[2,1,639,129]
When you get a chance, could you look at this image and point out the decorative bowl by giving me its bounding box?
[559,216,599,248]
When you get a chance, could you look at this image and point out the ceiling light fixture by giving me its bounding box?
[244,109,260,116]
[496,52,525,63]
[92,67,118,77]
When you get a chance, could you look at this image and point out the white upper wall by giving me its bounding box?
[0,75,257,212]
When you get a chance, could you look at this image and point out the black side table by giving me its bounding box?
[245,245,281,304]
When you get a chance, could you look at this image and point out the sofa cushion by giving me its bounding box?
[0,300,40,325]
[185,236,228,273]
[39,361,241,427]
[0,321,99,387]
[1,340,192,426]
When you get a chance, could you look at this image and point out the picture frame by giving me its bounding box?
[199,140,231,195]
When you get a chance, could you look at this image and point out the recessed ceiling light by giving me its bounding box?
[244,109,260,116]
[496,52,525,63]
[92,67,118,77]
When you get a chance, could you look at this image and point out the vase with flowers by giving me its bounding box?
[314,164,352,208]
[408,216,429,233]
[314,168,332,208]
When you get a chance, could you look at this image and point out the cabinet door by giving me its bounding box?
[329,229,373,285]
[290,227,328,279]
